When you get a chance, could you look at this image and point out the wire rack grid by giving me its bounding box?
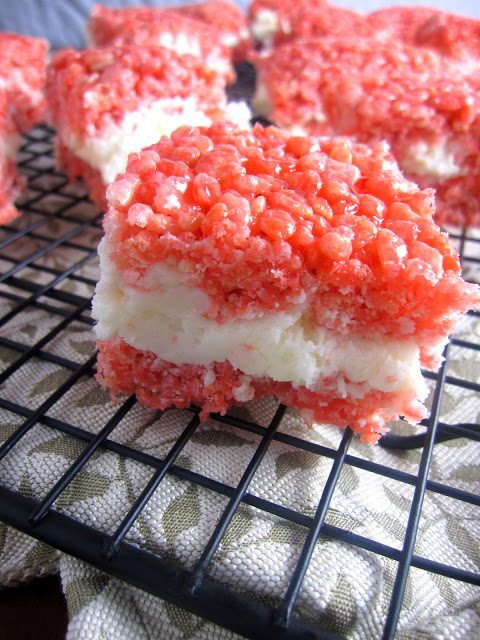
[0,123,479,640]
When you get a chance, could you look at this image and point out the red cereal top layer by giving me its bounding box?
[0,33,48,132]
[86,5,234,83]
[103,121,479,360]
[367,6,480,63]
[0,89,19,148]
[46,45,228,141]
[248,0,373,48]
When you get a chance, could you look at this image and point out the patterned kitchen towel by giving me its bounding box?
[0,182,479,639]
[0,344,479,639]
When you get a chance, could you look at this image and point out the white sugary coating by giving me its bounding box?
[157,31,202,58]
[154,31,231,79]
[219,26,249,50]
[250,8,291,48]
[3,68,44,112]
[401,139,464,180]
[250,9,280,48]
[224,101,252,129]
[64,97,251,186]
[86,27,231,77]
[92,237,429,403]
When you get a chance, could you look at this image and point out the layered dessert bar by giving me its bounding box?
[368,6,480,65]
[0,32,48,133]
[86,5,235,84]
[92,121,479,444]
[252,36,480,227]
[169,1,251,64]
[46,45,250,209]
[248,0,372,50]
[0,89,23,225]
[0,33,48,224]
[248,0,480,65]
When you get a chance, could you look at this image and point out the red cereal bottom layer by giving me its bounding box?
[0,91,23,225]
[0,147,22,225]
[0,164,22,226]
[55,140,108,211]
[97,337,427,445]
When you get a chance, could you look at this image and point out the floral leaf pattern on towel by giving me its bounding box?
[450,463,480,484]
[162,485,202,547]
[275,449,321,480]
[221,505,254,549]
[29,369,72,398]
[319,574,358,637]
[28,436,85,461]
[55,471,113,509]
[191,427,253,448]
[64,574,111,619]
[75,386,110,408]
[0,185,479,639]
[446,520,480,568]
[0,346,17,364]
[382,485,414,513]
[0,524,59,588]
[164,601,207,639]
[269,518,306,547]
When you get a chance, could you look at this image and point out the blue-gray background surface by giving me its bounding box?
[0,0,479,50]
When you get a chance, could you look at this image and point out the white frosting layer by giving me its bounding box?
[66,97,213,185]
[250,9,291,48]
[220,26,249,50]
[149,32,232,79]
[401,139,464,180]
[250,9,280,48]
[92,237,429,402]
[65,98,251,186]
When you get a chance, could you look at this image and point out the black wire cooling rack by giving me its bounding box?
[0,123,479,640]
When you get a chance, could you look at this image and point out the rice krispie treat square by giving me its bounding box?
[252,36,480,227]
[47,45,250,209]
[92,121,480,443]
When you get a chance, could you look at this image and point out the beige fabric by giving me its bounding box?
[0,175,479,639]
